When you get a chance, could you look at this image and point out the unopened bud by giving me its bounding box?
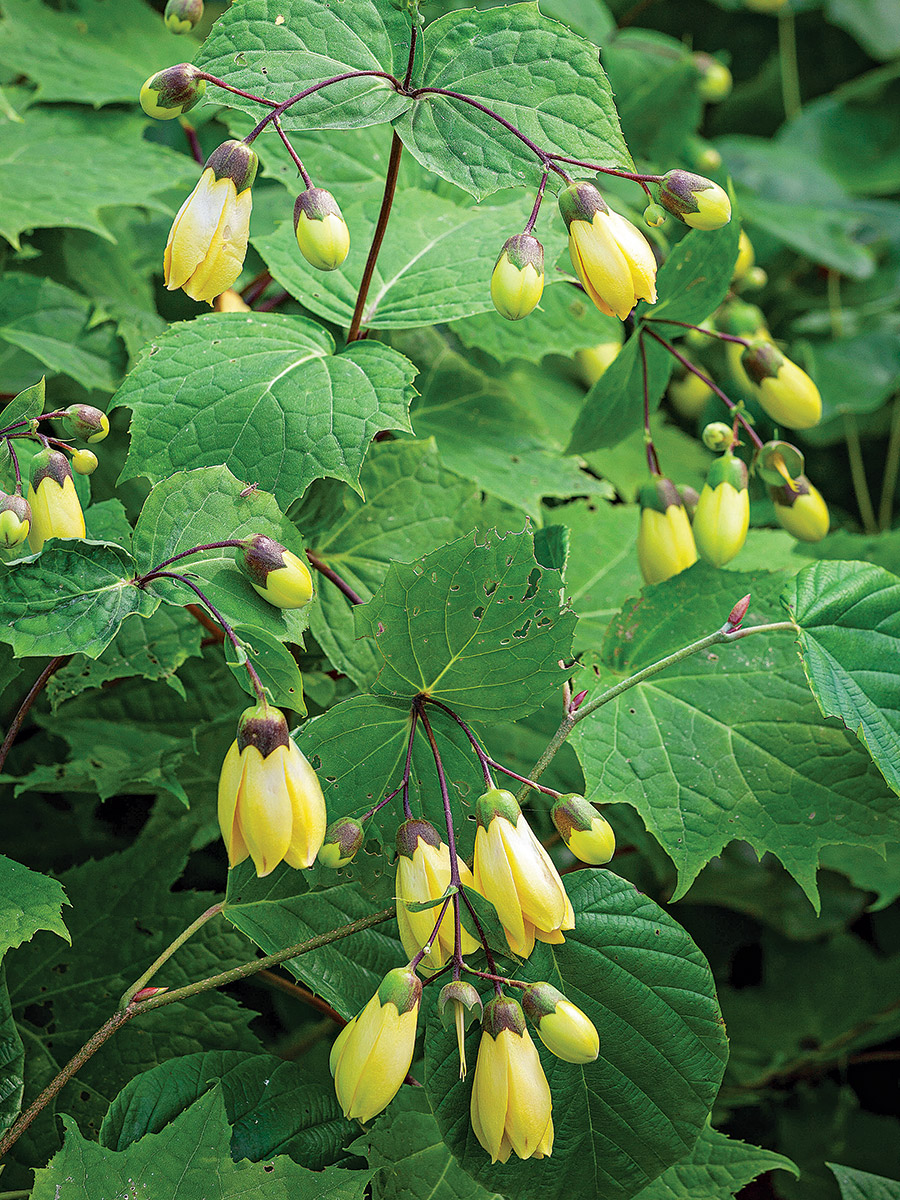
[237,534,313,609]
[686,136,722,173]
[132,986,169,1002]
[658,170,731,231]
[570,688,588,712]
[643,202,667,228]
[694,54,732,102]
[490,234,544,321]
[725,594,751,631]
[576,342,621,387]
[293,188,350,271]
[62,404,109,443]
[317,817,365,868]
[522,982,599,1063]
[702,421,734,452]
[0,492,31,548]
[164,0,204,32]
[140,62,206,120]
[551,794,615,864]
[741,341,822,429]
[769,475,829,542]
[71,448,98,475]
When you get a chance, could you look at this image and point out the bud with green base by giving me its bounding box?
[658,170,732,231]
[237,534,314,610]
[551,794,615,865]
[521,982,600,1064]
[293,188,350,271]
[62,404,109,443]
[693,451,750,567]
[71,449,98,476]
[637,477,698,585]
[26,447,85,554]
[702,421,735,452]
[0,493,31,548]
[769,475,829,542]
[741,340,822,429]
[643,202,667,228]
[490,234,544,321]
[438,980,483,1079]
[140,63,206,119]
[164,0,203,33]
[165,140,258,304]
[317,817,365,868]
[694,53,732,102]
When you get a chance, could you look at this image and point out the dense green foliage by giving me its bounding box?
[1,1,899,1199]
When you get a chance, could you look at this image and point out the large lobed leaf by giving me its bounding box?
[116,314,417,508]
[0,856,69,959]
[355,528,576,720]
[425,870,728,1200]
[571,564,900,906]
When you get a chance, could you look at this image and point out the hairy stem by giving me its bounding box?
[119,902,224,1008]
[306,549,365,605]
[0,656,70,772]
[347,131,405,341]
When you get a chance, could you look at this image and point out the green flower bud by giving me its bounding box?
[718,300,765,338]
[140,63,206,120]
[702,421,734,452]
[576,341,621,387]
[164,0,204,33]
[71,448,98,476]
[658,170,732,231]
[637,477,698,585]
[293,188,350,271]
[733,230,755,281]
[318,817,365,868]
[377,966,422,1015]
[741,341,822,429]
[643,202,667,228]
[551,794,615,865]
[62,403,110,443]
[769,475,829,542]
[669,361,713,420]
[686,136,722,173]
[490,234,544,321]
[693,452,750,567]
[684,320,717,350]
[475,787,521,829]
[0,492,31,548]
[742,266,768,290]
[237,534,313,609]
[206,139,258,191]
[521,982,599,1064]
[694,54,732,102]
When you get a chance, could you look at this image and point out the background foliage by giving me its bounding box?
[0,0,898,1198]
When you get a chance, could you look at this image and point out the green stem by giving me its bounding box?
[878,396,900,531]
[0,1191,33,1198]
[778,8,802,120]
[826,270,844,339]
[129,907,395,1014]
[843,412,879,535]
[118,901,224,1009]
[516,620,796,801]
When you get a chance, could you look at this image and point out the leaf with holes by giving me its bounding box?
[116,314,416,508]
[425,870,728,1200]
[355,529,575,720]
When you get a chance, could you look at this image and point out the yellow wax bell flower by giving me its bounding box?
[237,534,314,609]
[0,493,31,548]
[165,139,257,304]
[637,477,698,585]
[576,340,622,387]
[71,449,98,476]
[437,980,483,1080]
[741,341,822,429]
[214,289,252,313]
[558,182,657,320]
[490,234,544,321]
[522,982,600,1064]
[769,475,830,542]
[470,996,553,1163]
[293,188,350,271]
[658,169,732,231]
[218,703,326,876]
[140,63,206,119]
[26,448,86,553]
[395,818,479,973]
[330,967,421,1122]
[693,452,750,567]
[472,789,574,958]
[551,794,616,865]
